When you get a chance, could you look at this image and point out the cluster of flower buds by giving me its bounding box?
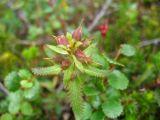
[55,35,69,46]
[53,55,70,70]
[50,25,92,70]
[99,20,109,38]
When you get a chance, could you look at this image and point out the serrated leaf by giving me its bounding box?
[91,96,101,109]
[84,43,97,56]
[20,102,33,115]
[44,46,57,58]
[92,53,108,67]
[106,87,121,100]
[8,91,21,114]
[24,80,40,100]
[82,103,93,119]
[91,110,105,120]
[104,55,124,67]
[4,71,20,91]
[0,113,13,120]
[84,66,108,77]
[120,44,135,57]
[108,70,129,90]
[67,78,84,119]
[32,65,61,76]
[72,55,84,72]
[46,44,68,55]
[102,98,123,118]
[83,86,99,96]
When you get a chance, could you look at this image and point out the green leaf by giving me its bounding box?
[83,86,99,96]
[84,66,108,77]
[24,80,40,100]
[46,44,68,55]
[20,102,33,115]
[66,32,74,45]
[4,71,20,91]
[72,55,84,72]
[20,80,33,89]
[108,70,129,90]
[91,110,105,120]
[92,53,108,67]
[95,79,105,91]
[44,46,57,58]
[104,55,124,67]
[22,46,39,61]
[32,65,61,76]
[67,78,84,119]
[82,103,93,120]
[106,87,121,100]
[8,91,21,114]
[120,44,135,57]
[0,113,13,120]
[84,43,97,56]
[18,69,32,80]
[102,98,123,118]
[91,96,101,109]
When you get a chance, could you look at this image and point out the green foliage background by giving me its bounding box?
[0,0,160,120]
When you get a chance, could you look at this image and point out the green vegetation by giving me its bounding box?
[0,0,159,120]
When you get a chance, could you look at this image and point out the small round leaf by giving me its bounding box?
[91,110,105,120]
[102,99,123,118]
[121,44,135,57]
[4,72,20,91]
[108,70,129,90]
[20,102,33,115]
[82,103,93,119]
[0,113,13,120]
[83,87,99,96]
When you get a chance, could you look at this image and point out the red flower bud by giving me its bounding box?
[72,26,82,40]
[53,56,70,69]
[75,49,91,63]
[99,24,109,38]
[61,59,70,70]
[53,56,64,64]
[56,35,68,46]
[75,49,85,58]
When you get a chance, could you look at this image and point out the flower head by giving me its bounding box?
[75,49,91,63]
[72,26,82,40]
[99,23,109,38]
[55,35,68,46]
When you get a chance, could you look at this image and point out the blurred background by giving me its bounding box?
[0,0,160,120]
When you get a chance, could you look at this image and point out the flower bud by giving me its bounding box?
[56,35,68,46]
[99,24,109,38]
[53,56,64,64]
[75,49,91,63]
[61,60,70,70]
[72,26,82,40]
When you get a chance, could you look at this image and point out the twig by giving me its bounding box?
[109,48,121,70]
[139,38,160,47]
[16,39,50,45]
[0,82,9,96]
[88,0,112,32]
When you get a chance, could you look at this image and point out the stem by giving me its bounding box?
[109,48,121,70]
